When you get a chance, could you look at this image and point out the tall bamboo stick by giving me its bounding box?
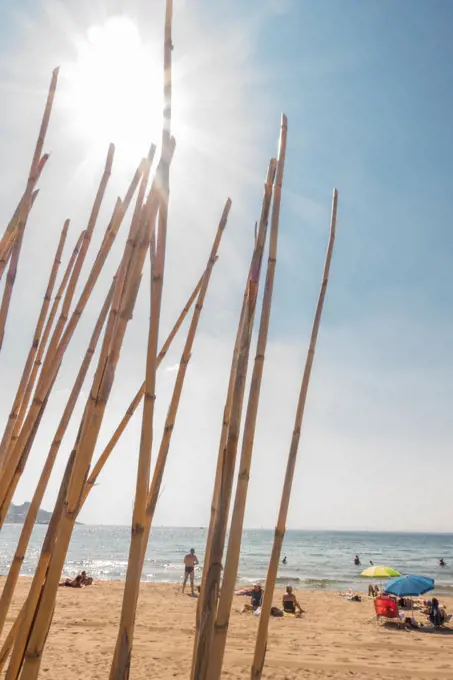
[0,70,58,349]
[0,154,46,261]
[0,189,41,282]
[132,198,230,629]
[191,158,276,680]
[0,280,114,638]
[251,188,339,680]
[0,219,70,468]
[145,199,230,519]
[5,451,75,680]
[0,173,143,527]
[42,143,115,365]
[209,115,287,679]
[192,164,276,661]
[0,607,22,673]
[15,251,141,679]
[110,201,226,680]
[82,271,204,503]
[191,209,265,668]
[6,230,84,459]
[16,151,170,679]
[109,4,173,677]
[0,143,116,479]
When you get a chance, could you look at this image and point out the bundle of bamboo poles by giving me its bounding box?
[0,0,340,678]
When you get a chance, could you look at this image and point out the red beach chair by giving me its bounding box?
[374,596,403,626]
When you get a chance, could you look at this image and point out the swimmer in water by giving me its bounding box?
[282,556,287,565]
[439,558,446,567]
[354,555,361,566]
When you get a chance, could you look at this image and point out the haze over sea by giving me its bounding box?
[2,525,452,593]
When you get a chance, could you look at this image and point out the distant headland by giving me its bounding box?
[5,502,83,525]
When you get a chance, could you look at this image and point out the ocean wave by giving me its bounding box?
[302,578,339,588]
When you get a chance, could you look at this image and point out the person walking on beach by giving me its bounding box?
[182,548,199,596]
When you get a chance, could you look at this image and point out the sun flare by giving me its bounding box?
[66,16,164,162]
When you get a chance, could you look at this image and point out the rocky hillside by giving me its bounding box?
[6,502,52,524]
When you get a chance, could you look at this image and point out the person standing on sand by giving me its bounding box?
[182,548,199,595]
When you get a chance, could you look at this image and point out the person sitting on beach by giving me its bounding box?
[182,548,199,596]
[80,571,93,586]
[428,598,443,627]
[282,586,303,616]
[241,584,263,612]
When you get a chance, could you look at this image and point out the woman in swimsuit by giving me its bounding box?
[282,586,303,616]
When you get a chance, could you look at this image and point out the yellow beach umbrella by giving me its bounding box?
[360,565,401,578]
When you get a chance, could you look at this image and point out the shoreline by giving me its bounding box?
[4,573,453,596]
[1,579,453,679]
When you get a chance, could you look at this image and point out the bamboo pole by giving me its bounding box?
[109,4,173,676]
[0,280,114,638]
[15,246,142,679]
[110,201,226,680]
[5,451,75,680]
[0,190,41,282]
[251,188,339,680]
[209,116,287,679]
[0,609,22,674]
[192,213,262,647]
[16,148,172,680]
[145,199,230,522]
[0,154,46,259]
[192,163,276,665]
[0,70,58,350]
[0,219,70,468]
[0,143,117,478]
[82,271,204,504]
[130,197,230,631]
[0,191,120,524]
[191,159,276,680]
[10,139,143,451]
[42,143,115,362]
[0,168,146,528]
[5,230,85,460]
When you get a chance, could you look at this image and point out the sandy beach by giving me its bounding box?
[1,578,452,679]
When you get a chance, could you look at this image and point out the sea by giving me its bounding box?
[1,525,453,593]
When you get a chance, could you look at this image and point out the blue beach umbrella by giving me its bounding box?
[384,574,434,597]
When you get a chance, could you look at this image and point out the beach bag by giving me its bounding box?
[270,606,284,617]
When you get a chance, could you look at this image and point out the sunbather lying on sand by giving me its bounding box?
[59,572,93,588]
[60,574,83,588]
[340,589,361,602]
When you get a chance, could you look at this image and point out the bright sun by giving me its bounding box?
[66,16,164,163]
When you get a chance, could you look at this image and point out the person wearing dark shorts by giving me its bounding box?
[182,548,199,595]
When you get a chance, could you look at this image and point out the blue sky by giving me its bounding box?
[0,0,452,532]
